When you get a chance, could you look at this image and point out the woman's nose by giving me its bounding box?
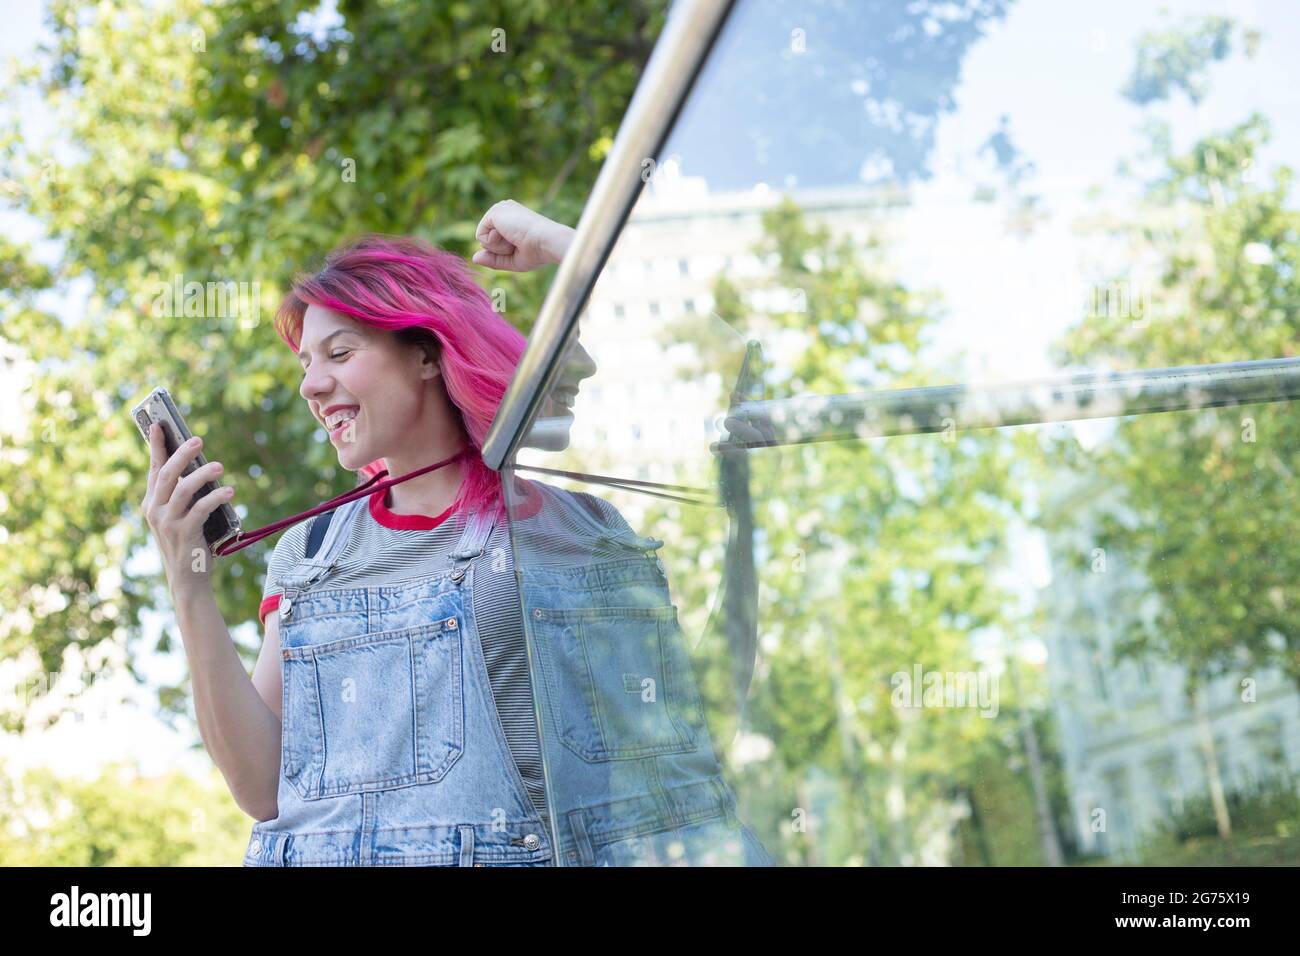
[564,340,597,382]
[299,364,334,402]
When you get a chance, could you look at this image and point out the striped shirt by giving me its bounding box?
[259,479,556,827]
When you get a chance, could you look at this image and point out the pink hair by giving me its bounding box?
[274,233,527,523]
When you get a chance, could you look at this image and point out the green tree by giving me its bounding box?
[1053,57,1300,697]
[1122,13,1258,107]
[1049,15,1300,843]
[643,197,1034,865]
[0,757,250,865]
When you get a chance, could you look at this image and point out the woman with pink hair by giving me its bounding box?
[143,200,772,866]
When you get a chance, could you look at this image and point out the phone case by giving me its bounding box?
[130,386,241,556]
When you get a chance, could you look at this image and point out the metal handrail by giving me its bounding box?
[711,357,1300,450]
[481,0,735,470]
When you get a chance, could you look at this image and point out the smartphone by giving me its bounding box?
[129,386,241,556]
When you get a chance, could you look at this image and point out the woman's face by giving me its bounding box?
[298,304,447,470]
[526,334,598,451]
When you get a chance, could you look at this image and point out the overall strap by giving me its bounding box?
[286,494,366,589]
[446,506,498,581]
[305,508,335,558]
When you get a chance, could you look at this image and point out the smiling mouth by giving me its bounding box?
[325,406,361,438]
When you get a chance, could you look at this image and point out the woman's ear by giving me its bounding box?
[417,341,443,381]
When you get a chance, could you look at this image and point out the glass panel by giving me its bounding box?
[505,0,1300,865]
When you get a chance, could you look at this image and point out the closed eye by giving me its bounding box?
[300,350,352,375]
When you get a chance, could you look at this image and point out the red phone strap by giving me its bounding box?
[212,446,471,556]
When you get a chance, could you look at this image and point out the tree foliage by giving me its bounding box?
[1053,20,1300,695]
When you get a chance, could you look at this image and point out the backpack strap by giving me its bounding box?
[305,508,336,559]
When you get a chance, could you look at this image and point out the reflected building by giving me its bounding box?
[554,167,900,522]
[1039,468,1300,860]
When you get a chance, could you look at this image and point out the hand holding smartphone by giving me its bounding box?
[131,387,242,557]
[132,385,470,562]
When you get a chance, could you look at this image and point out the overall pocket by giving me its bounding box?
[281,621,463,799]
[530,604,705,762]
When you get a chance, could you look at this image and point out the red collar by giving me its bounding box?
[364,473,546,530]
[368,485,457,530]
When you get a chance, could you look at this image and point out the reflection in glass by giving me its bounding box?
[507,0,1300,865]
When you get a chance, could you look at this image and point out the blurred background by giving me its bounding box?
[3,0,1300,865]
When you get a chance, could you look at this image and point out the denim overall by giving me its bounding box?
[243,482,774,866]
[243,494,553,866]
[508,482,774,866]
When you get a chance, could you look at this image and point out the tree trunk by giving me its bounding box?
[1191,687,1233,839]
[961,784,995,866]
[825,614,874,863]
[1009,658,1065,865]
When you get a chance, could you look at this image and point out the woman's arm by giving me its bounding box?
[141,423,280,820]
[472,199,575,272]
[176,586,282,821]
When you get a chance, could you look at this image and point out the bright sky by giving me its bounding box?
[899,0,1300,383]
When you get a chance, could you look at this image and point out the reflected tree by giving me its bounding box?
[656,197,1031,865]
[1050,14,1300,842]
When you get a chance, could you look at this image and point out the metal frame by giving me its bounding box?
[481,0,736,470]
[714,357,1300,449]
